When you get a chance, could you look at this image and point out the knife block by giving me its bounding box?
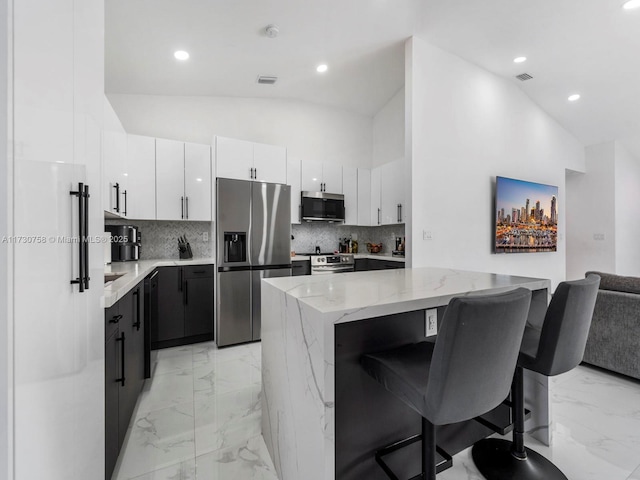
[179,242,193,259]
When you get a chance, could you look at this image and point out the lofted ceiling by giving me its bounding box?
[106,0,640,159]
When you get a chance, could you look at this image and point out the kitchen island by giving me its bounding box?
[261,267,551,480]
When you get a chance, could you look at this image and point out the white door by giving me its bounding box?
[322,163,343,194]
[216,136,254,181]
[371,166,382,225]
[342,166,358,225]
[156,138,185,220]
[253,142,287,184]
[357,168,372,226]
[287,157,302,224]
[301,160,323,192]
[184,142,212,221]
[126,134,156,220]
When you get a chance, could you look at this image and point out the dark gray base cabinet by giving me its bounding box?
[292,260,311,276]
[153,265,214,349]
[355,258,405,271]
[105,282,144,480]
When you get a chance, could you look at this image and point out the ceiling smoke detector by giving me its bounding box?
[515,73,533,81]
[265,24,280,38]
[257,75,278,85]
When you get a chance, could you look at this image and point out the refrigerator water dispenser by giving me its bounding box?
[224,232,247,263]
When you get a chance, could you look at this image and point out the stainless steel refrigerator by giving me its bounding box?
[216,178,291,347]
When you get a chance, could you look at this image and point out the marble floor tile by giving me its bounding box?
[153,347,195,376]
[137,370,194,415]
[194,435,279,480]
[192,341,260,369]
[129,459,196,480]
[629,464,640,479]
[115,402,195,480]
[194,385,262,456]
[193,356,260,395]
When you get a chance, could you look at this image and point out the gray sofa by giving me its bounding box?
[583,271,640,380]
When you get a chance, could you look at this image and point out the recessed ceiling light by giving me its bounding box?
[316,64,328,73]
[568,94,581,102]
[174,50,189,61]
[623,0,640,10]
[513,56,527,63]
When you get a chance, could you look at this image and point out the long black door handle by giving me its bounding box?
[115,332,125,386]
[123,190,127,217]
[132,289,141,330]
[70,183,85,292]
[181,196,184,219]
[83,184,90,290]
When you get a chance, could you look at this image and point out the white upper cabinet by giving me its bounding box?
[103,130,127,216]
[216,136,254,181]
[216,136,287,184]
[157,138,212,221]
[184,142,212,221]
[342,166,358,225]
[253,143,287,184]
[357,168,372,226]
[371,166,382,225]
[126,135,156,220]
[374,160,406,225]
[301,161,343,193]
[287,157,302,224]
[156,138,185,220]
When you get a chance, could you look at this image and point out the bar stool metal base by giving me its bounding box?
[375,432,453,480]
[472,438,568,480]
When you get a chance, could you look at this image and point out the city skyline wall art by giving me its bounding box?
[495,176,558,254]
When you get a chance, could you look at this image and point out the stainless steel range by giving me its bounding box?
[310,254,355,275]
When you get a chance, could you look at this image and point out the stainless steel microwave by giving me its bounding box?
[301,191,345,222]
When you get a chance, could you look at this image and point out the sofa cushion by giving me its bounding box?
[585,271,640,295]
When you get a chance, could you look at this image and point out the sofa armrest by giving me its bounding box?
[583,289,640,379]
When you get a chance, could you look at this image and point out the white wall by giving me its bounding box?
[107,94,373,168]
[103,96,125,133]
[614,143,640,275]
[372,87,404,167]
[407,37,585,288]
[566,143,616,279]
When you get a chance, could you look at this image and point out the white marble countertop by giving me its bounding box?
[264,266,549,322]
[104,258,215,308]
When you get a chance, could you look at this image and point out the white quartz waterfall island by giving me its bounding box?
[261,267,551,480]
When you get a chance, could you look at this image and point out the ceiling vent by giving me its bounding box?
[515,73,533,81]
[257,75,278,85]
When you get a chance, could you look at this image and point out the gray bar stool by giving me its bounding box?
[361,288,532,480]
[472,274,600,480]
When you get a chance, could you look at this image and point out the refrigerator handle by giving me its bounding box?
[83,184,90,290]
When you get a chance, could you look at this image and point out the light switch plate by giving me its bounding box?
[425,309,437,336]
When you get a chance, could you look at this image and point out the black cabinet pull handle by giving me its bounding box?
[109,314,123,324]
[184,280,188,305]
[181,196,184,219]
[83,184,90,290]
[115,332,125,386]
[193,270,206,274]
[397,203,401,223]
[123,190,127,217]
[179,268,183,291]
[132,289,141,331]
[185,196,189,219]
[113,182,120,213]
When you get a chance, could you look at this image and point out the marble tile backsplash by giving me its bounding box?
[105,219,213,260]
[291,223,404,255]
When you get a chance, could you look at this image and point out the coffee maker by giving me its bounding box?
[105,225,141,261]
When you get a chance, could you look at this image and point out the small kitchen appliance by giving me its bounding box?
[105,225,141,261]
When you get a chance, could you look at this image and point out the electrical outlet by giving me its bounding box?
[593,233,605,241]
[423,230,432,241]
[425,309,437,336]
[202,232,209,242]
